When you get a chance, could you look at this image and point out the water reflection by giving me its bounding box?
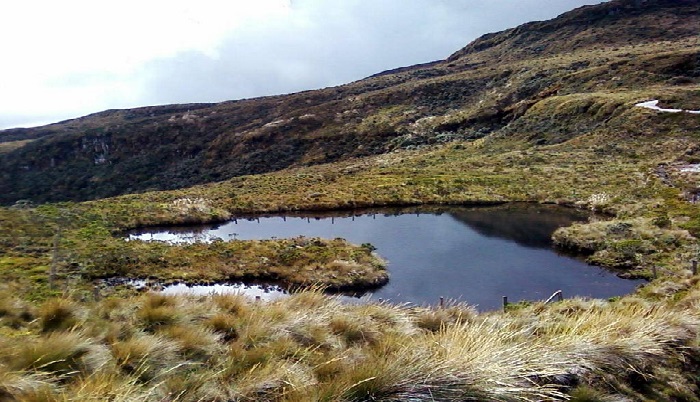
[129,204,643,310]
[161,283,287,300]
[448,203,589,249]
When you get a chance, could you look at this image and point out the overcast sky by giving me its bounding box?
[0,0,606,130]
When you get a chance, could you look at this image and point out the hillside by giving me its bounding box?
[0,0,697,204]
[3,0,700,400]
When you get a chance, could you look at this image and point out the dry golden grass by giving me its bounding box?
[38,299,80,333]
[0,289,696,401]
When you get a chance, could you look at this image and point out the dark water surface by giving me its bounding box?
[130,204,644,310]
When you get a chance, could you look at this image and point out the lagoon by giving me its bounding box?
[130,204,644,310]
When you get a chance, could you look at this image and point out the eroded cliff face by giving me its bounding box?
[0,0,698,204]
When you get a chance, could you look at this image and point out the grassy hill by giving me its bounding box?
[0,0,697,204]
[1,0,700,400]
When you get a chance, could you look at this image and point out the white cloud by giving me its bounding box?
[1,0,291,70]
[0,0,291,127]
[0,0,605,129]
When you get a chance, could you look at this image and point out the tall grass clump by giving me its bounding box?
[428,320,571,401]
[163,324,223,363]
[38,298,79,333]
[411,302,476,333]
[136,294,180,332]
[60,371,147,402]
[210,293,250,316]
[204,312,240,342]
[2,332,102,379]
[0,366,54,402]
[316,333,484,401]
[110,332,181,382]
[0,294,34,330]
[489,298,700,400]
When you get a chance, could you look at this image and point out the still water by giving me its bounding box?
[130,204,644,310]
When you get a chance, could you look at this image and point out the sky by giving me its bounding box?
[0,0,606,130]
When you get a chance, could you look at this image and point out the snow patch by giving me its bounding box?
[635,100,700,114]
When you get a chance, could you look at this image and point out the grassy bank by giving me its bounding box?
[90,236,387,292]
[0,206,387,300]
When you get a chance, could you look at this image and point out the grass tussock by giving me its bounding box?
[0,289,696,400]
[204,312,239,342]
[0,294,34,330]
[136,294,180,332]
[1,331,103,379]
[163,324,223,362]
[38,299,79,333]
[110,333,181,382]
[412,303,476,333]
[0,366,54,402]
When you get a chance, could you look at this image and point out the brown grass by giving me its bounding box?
[0,290,696,400]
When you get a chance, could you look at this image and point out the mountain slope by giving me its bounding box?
[0,0,698,205]
[447,0,699,63]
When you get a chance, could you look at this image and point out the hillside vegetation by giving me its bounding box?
[1,0,700,400]
[0,0,697,204]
